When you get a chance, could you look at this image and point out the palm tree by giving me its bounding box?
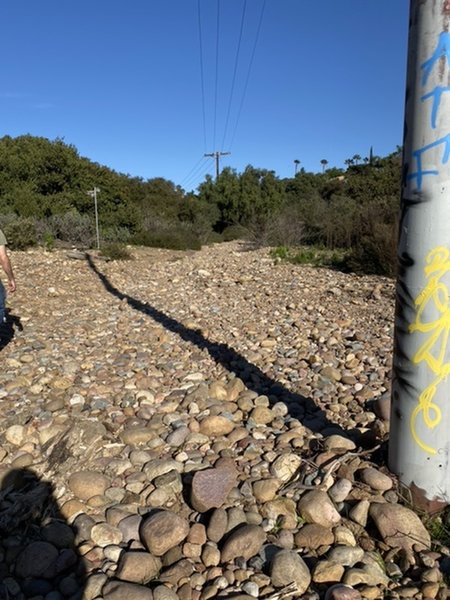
[352,154,362,165]
[344,158,354,168]
[294,159,300,176]
[320,159,328,173]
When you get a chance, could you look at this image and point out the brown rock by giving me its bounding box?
[294,523,334,549]
[140,510,189,556]
[188,523,207,545]
[121,428,155,445]
[270,549,311,594]
[199,416,235,437]
[103,581,153,600]
[297,490,341,527]
[159,559,195,585]
[16,541,58,578]
[313,560,345,583]
[191,465,237,512]
[260,498,298,530]
[324,585,362,600]
[207,508,228,542]
[116,551,162,584]
[359,467,393,491]
[221,525,266,562]
[252,478,281,503]
[68,470,110,501]
[369,502,431,551]
[250,406,274,425]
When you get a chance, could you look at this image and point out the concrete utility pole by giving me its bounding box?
[390,0,450,511]
[87,187,101,250]
[204,151,231,180]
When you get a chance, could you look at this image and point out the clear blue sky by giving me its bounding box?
[0,1,409,191]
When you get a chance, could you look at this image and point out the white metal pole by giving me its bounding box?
[390,0,450,511]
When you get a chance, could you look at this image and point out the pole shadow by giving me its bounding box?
[86,254,353,440]
[0,468,86,599]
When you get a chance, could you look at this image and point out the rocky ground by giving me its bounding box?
[0,241,447,600]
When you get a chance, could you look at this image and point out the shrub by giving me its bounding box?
[270,246,289,260]
[346,222,397,277]
[131,228,201,251]
[100,226,132,244]
[100,242,132,261]
[222,224,248,241]
[271,244,349,270]
[267,205,306,247]
[42,231,55,251]
[205,231,223,244]
[50,210,95,247]
[2,217,38,249]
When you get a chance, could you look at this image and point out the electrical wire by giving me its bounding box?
[180,155,207,186]
[213,0,221,150]
[183,156,213,189]
[186,160,215,191]
[197,0,208,152]
[220,0,247,152]
[229,0,266,150]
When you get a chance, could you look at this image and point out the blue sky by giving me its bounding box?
[0,1,409,191]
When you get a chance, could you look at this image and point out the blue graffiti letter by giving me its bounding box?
[421,32,450,86]
[422,86,450,129]
[408,134,450,190]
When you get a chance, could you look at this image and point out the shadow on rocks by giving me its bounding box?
[86,254,353,440]
[0,309,22,352]
[0,468,86,599]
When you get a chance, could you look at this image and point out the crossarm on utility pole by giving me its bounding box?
[204,151,231,180]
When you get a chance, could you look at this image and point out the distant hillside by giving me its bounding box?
[0,135,401,276]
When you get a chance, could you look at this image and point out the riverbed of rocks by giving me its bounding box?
[0,241,448,600]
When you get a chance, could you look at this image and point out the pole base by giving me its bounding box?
[406,482,449,514]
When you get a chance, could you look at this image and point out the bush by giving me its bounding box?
[131,228,201,251]
[346,222,397,277]
[270,246,289,260]
[42,231,55,251]
[240,204,307,248]
[2,216,38,249]
[100,226,132,244]
[267,205,306,247]
[271,244,349,270]
[100,242,132,261]
[50,210,95,247]
[222,224,248,241]
[204,231,223,244]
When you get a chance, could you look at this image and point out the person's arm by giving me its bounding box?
[0,246,16,292]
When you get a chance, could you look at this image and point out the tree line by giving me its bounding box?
[0,135,400,275]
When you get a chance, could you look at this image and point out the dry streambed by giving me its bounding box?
[0,241,447,600]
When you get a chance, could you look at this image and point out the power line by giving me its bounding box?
[229,0,266,150]
[186,160,216,191]
[220,0,247,151]
[180,155,207,186]
[197,0,207,152]
[182,156,211,189]
[213,0,221,149]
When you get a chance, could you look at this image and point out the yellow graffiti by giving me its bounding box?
[409,246,450,454]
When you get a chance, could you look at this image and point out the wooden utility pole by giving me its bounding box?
[204,151,231,180]
[87,187,101,250]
